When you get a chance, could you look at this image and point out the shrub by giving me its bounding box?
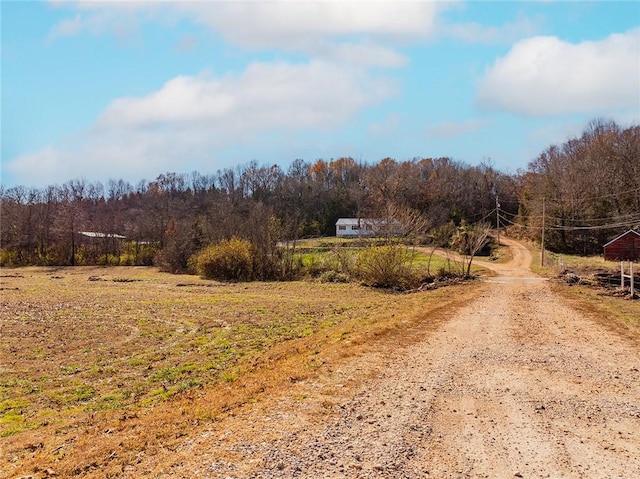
[0,249,20,267]
[354,244,420,289]
[193,238,254,281]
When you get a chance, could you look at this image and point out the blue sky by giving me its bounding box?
[2,1,639,188]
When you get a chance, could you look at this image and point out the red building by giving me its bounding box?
[603,230,640,261]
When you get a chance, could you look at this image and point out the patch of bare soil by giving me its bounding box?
[141,238,640,478]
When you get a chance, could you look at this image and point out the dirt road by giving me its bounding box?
[148,239,640,478]
[227,238,639,478]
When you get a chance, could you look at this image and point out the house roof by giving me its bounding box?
[603,229,640,247]
[335,218,376,226]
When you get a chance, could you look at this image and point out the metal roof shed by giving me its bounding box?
[603,229,640,261]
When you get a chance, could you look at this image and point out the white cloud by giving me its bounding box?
[44,2,422,75]
[5,147,68,186]
[181,1,441,48]
[99,60,395,131]
[441,16,540,44]
[47,3,143,42]
[318,42,408,68]
[5,133,168,187]
[6,59,396,185]
[173,34,198,53]
[48,1,443,42]
[477,28,640,116]
[98,75,235,128]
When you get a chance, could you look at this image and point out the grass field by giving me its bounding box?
[0,265,481,477]
[293,237,486,278]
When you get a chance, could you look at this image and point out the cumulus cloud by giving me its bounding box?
[6,59,396,185]
[48,1,444,51]
[5,127,180,186]
[477,28,640,116]
[98,60,395,131]
[181,1,441,48]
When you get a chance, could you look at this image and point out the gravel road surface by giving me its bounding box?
[243,239,640,478]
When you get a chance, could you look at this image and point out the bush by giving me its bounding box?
[192,236,306,282]
[354,244,420,289]
[0,249,20,267]
[193,238,254,281]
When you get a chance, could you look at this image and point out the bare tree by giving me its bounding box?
[451,221,492,277]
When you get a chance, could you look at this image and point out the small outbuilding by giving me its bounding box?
[603,229,640,261]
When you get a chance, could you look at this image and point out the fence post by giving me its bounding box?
[620,261,635,297]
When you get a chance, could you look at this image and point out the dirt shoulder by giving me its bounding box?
[159,237,640,478]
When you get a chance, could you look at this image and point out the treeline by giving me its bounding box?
[0,156,518,270]
[518,120,640,254]
[1,119,638,269]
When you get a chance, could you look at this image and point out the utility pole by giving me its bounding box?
[541,197,546,267]
[495,194,500,246]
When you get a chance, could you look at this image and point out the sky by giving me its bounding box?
[2,0,639,188]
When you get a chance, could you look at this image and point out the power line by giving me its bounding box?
[543,186,640,203]
[548,220,640,232]
[496,202,640,228]
[495,206,639,232]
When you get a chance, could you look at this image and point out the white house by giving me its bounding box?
[336,218,374,238]
[80,231,126,239]
[335,218,403,238]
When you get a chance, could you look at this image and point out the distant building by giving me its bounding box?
[335,218,375,238]
[335,218,401,238]
[603,229,640,261]
[80,232,126,240]
[79,231,127,263]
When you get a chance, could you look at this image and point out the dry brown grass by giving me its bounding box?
[526,244,640,335]
[0,266,481,478]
